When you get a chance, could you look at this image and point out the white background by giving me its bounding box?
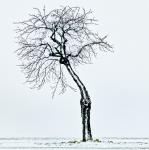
[0,0,149,138]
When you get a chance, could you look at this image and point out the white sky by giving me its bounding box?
[0,0,149,138]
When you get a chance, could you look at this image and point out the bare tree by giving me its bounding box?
[15,6,112,142]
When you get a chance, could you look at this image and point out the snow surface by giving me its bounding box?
[0,137,149,149]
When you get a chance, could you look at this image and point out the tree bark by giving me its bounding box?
[65,63,93,141]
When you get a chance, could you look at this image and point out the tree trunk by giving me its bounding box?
[65,63,93,141]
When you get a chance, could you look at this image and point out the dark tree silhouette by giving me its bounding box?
[15,6,112,142]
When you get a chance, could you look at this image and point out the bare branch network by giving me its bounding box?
[15,6,112,97]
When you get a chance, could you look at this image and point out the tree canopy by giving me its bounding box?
[15,6,112,97]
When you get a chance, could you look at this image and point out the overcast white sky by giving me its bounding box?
[0,0,149,138]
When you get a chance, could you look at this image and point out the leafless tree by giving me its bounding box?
[15,6,112,142]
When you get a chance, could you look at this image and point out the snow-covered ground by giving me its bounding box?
[0,137,149,149]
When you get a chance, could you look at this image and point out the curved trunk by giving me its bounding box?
[65,63,93,142]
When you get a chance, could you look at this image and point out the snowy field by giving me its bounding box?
[0,137,149,150]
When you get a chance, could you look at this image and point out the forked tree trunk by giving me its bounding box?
[65,63,93,142]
